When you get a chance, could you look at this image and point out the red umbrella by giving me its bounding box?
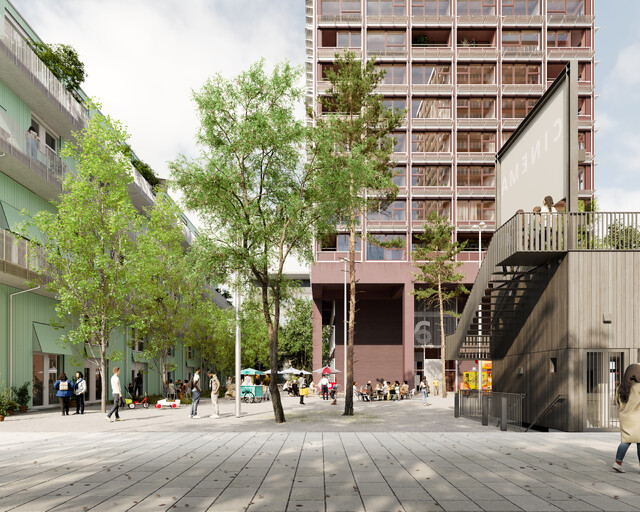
[313,366,340,374]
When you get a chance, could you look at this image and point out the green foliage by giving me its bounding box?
[10,381,31,407]
[121,145,161,188]
[413,34,429,45]
[0,384,10,416]
[171,60,315,424]
[603,220,640,250]
[29,42,86,101]
[278,297,313,370]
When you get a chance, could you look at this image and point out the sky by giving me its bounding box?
[9,0,639,213]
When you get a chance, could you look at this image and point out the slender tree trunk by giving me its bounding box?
[261,283,285,423]
[438,277,447,399]
[100,341,107,413]
[344,222,356,416]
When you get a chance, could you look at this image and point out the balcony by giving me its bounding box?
[127,165,156,213]
[578,82,594,94]
[456,153,495,164]
[366,49,408,61]
[411,15,454,27]
[546,14,595,26]
[456,15,498,26]
[411,83,453,95]
[501,118,524,130]
[376,84,408,95]
[0,24,88,138]
[0,227,50,289]
[317,80,331,94]
[547,47,595,61]
[501,47,543,60]
[456,186,495,198]
[456,119,498,130]
[412,118,453,129]
[317,47,362,60]
[391,152,408,163]
[456,218,496,230]
[457,47,499,61]
[0,110,66,200]
[366,15,408,27]
[410,187,452,198]
[501,15,544,27]
[501,84,544,95]
[316,250,363,263]
[411,46,454,61]
[412,153,453,164]
[317,14,362,27]
[457,84,499,95]
[365,219,407,231]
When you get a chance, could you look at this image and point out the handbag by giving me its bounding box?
[300,387,309,396]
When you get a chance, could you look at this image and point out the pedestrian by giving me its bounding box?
[167,379,175,400]
[26,126,39,160]
[320,374,329,400]
[73,371,87,415]
[432,378,440,396]
[53,372,73,416]
[419,376,430,406]
[298,373,307,405]
[292,376,299,397]
[106,367,123,422]
[176,379,183,400]
[612,363,640,473]
[209,371,220,419]
[190,368,202,419]
[135,371,143,397]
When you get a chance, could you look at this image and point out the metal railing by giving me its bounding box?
[458,390,526,431]
[0,227,47,275]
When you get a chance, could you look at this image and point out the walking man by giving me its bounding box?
[320,374,329,400]
[106,367,123,422]
[190,368,201,419]
[209,371,220,419]
[299,373,307,405]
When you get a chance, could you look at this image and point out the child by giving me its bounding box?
[612,363,640,473]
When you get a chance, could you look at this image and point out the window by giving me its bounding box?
[501,0,539,15]
[456,98,495,119]
[390,132,407,152]
[378,65,407,84]
[411,98,451,118]
[383,98,407,113]
[411,131,451,152]
[411,0,450,15]
[502,131,514,144]
[502,97,537,118]
[368,0,406,15]
[502,64,540,84]
[457,132,496,152]
[367,200,406,221]
[187,347,194,359]
[321,0,361,14]
[502,30,540,48]
[547,0,584,15]
[393,166,407,186]
[412,64,451,84]
[366,234,405,260]
[412,200,451,219]
[412,166,451,186]
[337,31,362,47]
[367,31,407,51]
[457,166,495,186]
[547,30,570,48]
[456,200,495,221]
[550,358,558,373]
[337,234,362,251]
[456,0,496,15]
[457,64,495,84]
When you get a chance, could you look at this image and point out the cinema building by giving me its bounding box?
[307,0,596,391]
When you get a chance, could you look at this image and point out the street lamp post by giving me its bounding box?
[471,221,486,391]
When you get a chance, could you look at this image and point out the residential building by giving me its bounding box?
[307,0,595,391]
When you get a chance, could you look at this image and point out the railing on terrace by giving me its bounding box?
[0,227,47,276]
[448,212,640,359]
[1,22,87,126]
[458,390,526,431]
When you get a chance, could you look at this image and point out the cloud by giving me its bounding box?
[605,42,640,93]
[597,187,640,212]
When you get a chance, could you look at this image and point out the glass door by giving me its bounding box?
[32,354,44,406]
[586,351,623,430]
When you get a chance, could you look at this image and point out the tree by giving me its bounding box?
[170,60,315,423]
[29,42,86,101]
[28,102,141,412]
[279,297,313,370]
[411,212,468,398]
[310,51,404,415]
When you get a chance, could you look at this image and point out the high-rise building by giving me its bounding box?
[308,0,595,391]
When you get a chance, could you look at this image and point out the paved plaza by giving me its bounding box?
[1,394,639,512]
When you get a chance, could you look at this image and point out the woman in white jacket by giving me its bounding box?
[73,371,87,415]
[612,364,640,472]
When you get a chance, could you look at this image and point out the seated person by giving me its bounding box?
[365,381,373,400]
[242,375,253,386]
[400,381,409,399]
[225,380,236,399]
[359,384,370,402]
[374,382,383,399]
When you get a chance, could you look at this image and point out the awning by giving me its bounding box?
[32,322,73,356]
[0,200,45,242]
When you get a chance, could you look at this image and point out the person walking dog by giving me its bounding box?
[613,364,640,473]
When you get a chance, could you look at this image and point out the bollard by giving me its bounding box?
[481,393,489,426]
[501,395,508,431]
[454,392,460,418]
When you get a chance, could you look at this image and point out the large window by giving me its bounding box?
[501,0,539,15]
[412,64,451,84]
[456,0,496,15]
[412,200,451,220]
[457,165,495,186]
[384,98,407,113]
[502,97,537,118]
[457,131,496,153]
[337,31,362,47]
[367,31,407,51]
[457,64,495,84]
[411,0,450,15]
[547,0,584,15]
[378,65,407,84]
[547,30,571,48]
[368,0,407,15]
[456,200,495,221]
[367,200,406,221]
[367,234,406,260]
[502,64,540,84]
[412,166,451,186]
[391,132,407,152]
[457,98,495,119]
[321,0,361,14]
[411,97,451,118]
[321,234,362,251]
[393,166,406,186]
[502,30,540,48]
[412,131,451,152]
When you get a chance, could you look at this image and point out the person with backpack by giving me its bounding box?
[73,371,87,415]
[54,372,74,416]
[189,368,202,419]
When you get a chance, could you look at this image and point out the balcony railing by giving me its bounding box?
[547,47,595,60]
[546,14,595,26]
[501,15,544,26]
[0,227,48,280]
[457,84,499,95]
[317,47,362,59]
[411,118,453,129]
[411,15,454,26]
[457,47,499,60]
[501,48,544,60]
[457,15,499,25]
[366,15,408,26]
[317,14,362,25]
[367,48,408,60]
[1,22,87,127]
[501,84,544,95]
[411,46,454,61]
[411,84,453,94]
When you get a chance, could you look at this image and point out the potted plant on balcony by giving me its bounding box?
[28,42,87,102]
[413,34,429,46]
[0,386,10,421]
[6,400,18,416]
[11,382,31,413]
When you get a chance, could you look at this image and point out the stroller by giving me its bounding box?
[124,388,149,409]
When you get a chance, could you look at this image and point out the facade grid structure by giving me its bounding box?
[308,0,595,391]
